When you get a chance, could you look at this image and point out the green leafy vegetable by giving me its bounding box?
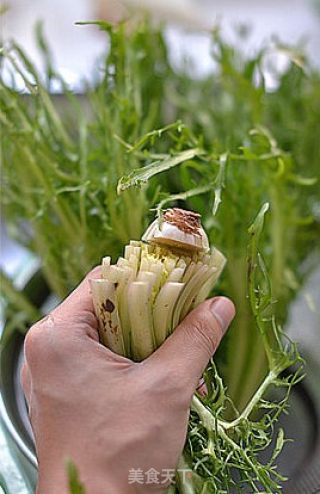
[1,18,319,493]
[181,204,304,493]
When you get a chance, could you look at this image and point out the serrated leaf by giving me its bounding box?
[117,148,203,193]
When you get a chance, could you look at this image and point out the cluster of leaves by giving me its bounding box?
[1,21,172,295]
[180,205,304,493]
[1,19,319,493]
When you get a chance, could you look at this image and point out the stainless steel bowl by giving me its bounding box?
[1,334,37,491]
[0,270,50,491]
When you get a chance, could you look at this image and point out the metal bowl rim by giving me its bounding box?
[0,393,38,468]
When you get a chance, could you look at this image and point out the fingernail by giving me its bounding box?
[210,297,235,334]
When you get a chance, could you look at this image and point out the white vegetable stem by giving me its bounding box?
[153,282,184,345]
[128,281,155,360]
[91,208,226,361]
[90,279,125,356]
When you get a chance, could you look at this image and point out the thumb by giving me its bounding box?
[148,297,235,391]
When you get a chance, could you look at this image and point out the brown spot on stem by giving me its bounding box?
[111,325,118,335]
[102,299,115,313]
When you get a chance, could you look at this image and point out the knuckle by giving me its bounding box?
[24,322,48,364]
[23,314,63,367]
[190,311,222,356]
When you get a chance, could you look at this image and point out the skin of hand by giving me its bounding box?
[21,267,235,494]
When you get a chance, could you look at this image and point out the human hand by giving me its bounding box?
[21,267,235,494]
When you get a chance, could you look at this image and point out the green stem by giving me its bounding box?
[237,343,268,413]
[224,257,254,408]
[270,184,285,303]
[79,120,88,244]
[176,455,197,494]
[191,396,225,433]
[156,184,213,215]
[6,50,73,148]
[224,370,276,430]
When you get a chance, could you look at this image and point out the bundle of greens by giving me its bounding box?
[1,18,319,493]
